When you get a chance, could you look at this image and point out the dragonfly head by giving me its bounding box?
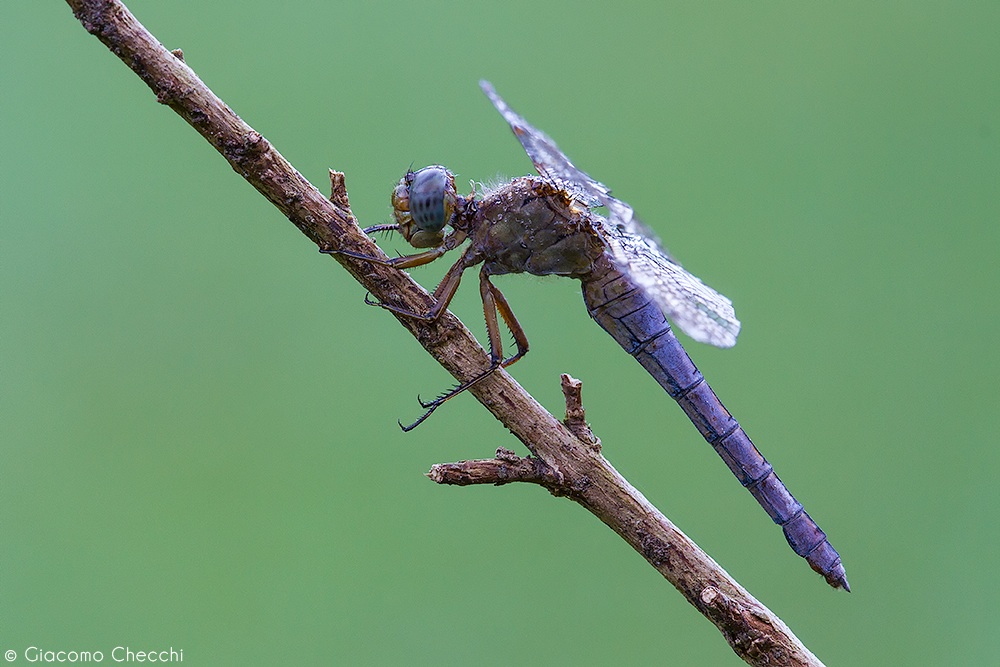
[391,165,458,248]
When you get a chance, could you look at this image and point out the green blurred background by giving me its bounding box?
[3,1,997,664]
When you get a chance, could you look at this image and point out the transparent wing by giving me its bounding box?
[602,221,740,347]
[480,80,609,207]
[480,80,740,348]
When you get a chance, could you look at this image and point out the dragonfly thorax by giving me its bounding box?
[391,165,459,248]
[473,177,604,278]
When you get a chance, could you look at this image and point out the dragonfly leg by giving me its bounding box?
[322,227,468,270]
[321,245,449,270]
[403,270,530,430]
[483,273,529,368]
[326,230,472,318]
[405,368,496,431]
[368,252,473,321]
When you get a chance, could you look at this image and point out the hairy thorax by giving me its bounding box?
[470,177,605,278]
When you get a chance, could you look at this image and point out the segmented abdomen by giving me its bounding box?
[581,257,848,590]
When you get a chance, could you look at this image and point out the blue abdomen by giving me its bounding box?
[580,256,848,590]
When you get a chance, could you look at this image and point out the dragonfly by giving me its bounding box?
[324,81,848,591]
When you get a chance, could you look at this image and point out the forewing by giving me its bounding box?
[480,80,740,347]
[480,80,610,207]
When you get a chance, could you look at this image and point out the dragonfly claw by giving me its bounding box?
[399,407,437,432]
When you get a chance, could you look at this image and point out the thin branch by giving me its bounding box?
[427,447,564,490]
[65,2,825,664]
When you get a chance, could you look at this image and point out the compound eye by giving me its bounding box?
[408,166,453,233]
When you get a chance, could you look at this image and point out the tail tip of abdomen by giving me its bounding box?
[826,563,851,592]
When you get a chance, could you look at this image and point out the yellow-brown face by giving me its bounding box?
[391,166,458,248]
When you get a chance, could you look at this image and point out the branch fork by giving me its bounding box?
[427,374,599,494]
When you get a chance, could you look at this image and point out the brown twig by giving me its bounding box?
[427,447,564,490]
[559,374,601,451]
[64,1,826,664]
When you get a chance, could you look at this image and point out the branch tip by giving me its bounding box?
[328,170,349,207]
[560,374,599,450]
[327,170,357,230]
[428,453,561,489]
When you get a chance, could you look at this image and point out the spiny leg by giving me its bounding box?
[403,270,530,431]
[324,226,519,430]
[322,244,450,271]
[486,275,530,368]
[368,253,482,431]
[323,230,469,318]
[367,253,474,323]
